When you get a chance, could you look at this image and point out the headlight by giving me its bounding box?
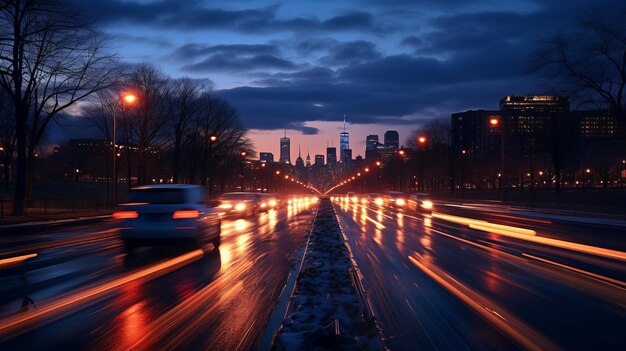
[360,198,368,204]
[269,199,277,207]
[260,202,267,208]
[235,202,246,211]
[422,200,433,209]
[375,198,384,206]
[219,203,233,209]
[396,198,406,206]
[351,197,358,203]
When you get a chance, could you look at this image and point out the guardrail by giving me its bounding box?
[0,197,112,219]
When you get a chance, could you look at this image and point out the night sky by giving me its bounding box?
[58,0,622,160]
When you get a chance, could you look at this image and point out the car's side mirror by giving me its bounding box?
[206,200,221,207]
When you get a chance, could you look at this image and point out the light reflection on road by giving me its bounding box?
[331,196,626,350]
[0,196,318,350]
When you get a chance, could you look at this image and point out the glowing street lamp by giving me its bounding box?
[113,92,138,205]
[210,135,217,142]
[418,136,427,144]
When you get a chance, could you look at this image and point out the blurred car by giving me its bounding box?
[259,193,281,212]
[347,191,358,203]
[408,193,434,213]
[385,191,407,208]
[217,192,261,217]
[367,193,384,206]
[115,184,221,253]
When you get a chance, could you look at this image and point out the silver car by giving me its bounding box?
[115,185,221,253]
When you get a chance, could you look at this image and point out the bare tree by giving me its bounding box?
[0,89,15,189]
[0,0,118,214]
[123,64,169,185]
[166,78,200,183]
[532,12,626,121]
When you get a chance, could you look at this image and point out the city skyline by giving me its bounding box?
[41,0,625,161]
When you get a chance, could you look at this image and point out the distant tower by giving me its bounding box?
[326,146,337,164]
[279,130,291,164]
[295,145,304,168]
[340,115,350,162]
[384,130,399,149]
[305,148,311,167]
[366,134,379,160]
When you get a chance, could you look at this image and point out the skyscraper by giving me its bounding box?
[295,145,304,169]
[326,147,337,164]
[279,130,291,164]
[384,130,399,149]
[340,115,349,162]
[314,155,324,167]
[366,134,380,160]
[306,148,311,167]
[259,152,274,163]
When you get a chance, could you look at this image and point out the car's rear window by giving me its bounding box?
[127,188,186,204]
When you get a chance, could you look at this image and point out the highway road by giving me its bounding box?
[333,197,626,350]
[0,200,316,350]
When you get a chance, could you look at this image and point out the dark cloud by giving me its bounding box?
[168,43,279,61]
[182,54,298,73]
[74,1,383,34]
[322,12,373,30]
[400,35,422,47]
[320,40,381,66]
[289,123,320,135]
[295,38,339,55]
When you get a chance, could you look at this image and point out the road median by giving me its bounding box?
[271,197,383,350]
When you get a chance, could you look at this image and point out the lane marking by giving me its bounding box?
[0,249,204,339]
[470,223,626,262]
[0,253,38,267]
[409,254,559,351]
[522,253,626,290]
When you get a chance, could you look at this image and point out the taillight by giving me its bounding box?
[113,211,139,219]
[172,210,199,219]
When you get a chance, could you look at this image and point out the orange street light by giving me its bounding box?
[376,161,381,166]
[489,117,499,126]
[399,150,405,156]
[285,175,289,179]
[241,151,247,157]
[113,92,139,205]
[276,170,281,175]
[210,135,217,142]
[418,136,427,144]
[122,93,137,104]
[365,168,369,172]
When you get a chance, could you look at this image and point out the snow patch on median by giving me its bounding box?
[274,199,381,351]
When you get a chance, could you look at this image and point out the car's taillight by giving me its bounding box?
[172,210,199,219]
[113,211,139,219]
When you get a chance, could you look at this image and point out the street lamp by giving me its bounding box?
[112,92,137,205]
[240,151,247,190]
[489,116,504,196]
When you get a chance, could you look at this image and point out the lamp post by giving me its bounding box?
[112,93,137,206]
[207,135,217,195]
[417,135,427,192]
[240,151,247,190]
[489,116,505,198]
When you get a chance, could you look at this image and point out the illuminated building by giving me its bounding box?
[340,116,349,162]
[279,131,291,164]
